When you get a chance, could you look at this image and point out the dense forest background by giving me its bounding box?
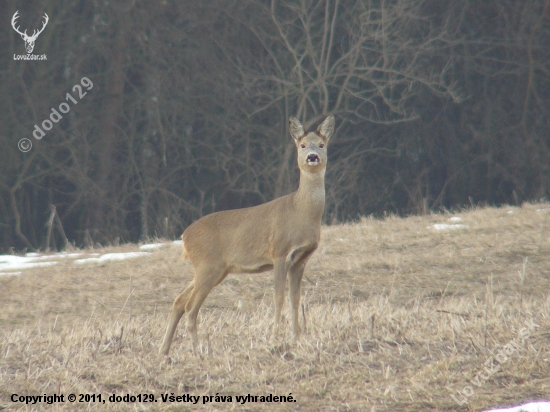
[1,0,549,252]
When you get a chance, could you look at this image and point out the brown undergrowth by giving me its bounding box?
[1,203,549,411]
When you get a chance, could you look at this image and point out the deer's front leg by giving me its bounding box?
[272,257,287,337]
[289,261,306,341]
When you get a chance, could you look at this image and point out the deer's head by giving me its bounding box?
[290,115,335,174]
[12,11,49,54]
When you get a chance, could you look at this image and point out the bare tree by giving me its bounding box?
[221,0,463,214]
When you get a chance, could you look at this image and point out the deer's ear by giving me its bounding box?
[289,116,305,142]
[317,115,335,141]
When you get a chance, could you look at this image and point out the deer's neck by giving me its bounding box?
[294,169,326,221]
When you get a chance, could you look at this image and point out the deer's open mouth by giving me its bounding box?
[306,153,320,165]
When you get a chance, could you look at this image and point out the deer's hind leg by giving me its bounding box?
[160,282,195,355]
[185,264,228,348]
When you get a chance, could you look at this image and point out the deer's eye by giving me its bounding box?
[319,144,324,148]
[300,144,306,149]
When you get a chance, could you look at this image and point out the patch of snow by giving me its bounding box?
[337,238,349,242]
[537,208,550,213]
[76,259,96,265]
[25,252,40,257]
[428,224,468,231]
[507,210,515,214]
[0,255,59,272]
[33,253,83,261]
[172,240,183,245]
[448,217,463,222]
[75,252,150,265]
[56,252,84,258]
[21,261,59,269]
[0,271,22,277]
[483,401,550,412]
[139,243,165,250]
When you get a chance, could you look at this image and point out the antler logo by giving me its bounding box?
[12,11,49,54]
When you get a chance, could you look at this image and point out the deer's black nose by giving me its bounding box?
[307,154,320,163]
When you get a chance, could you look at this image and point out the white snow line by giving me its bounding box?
[75,252,150,265]
[0,271,22,277]
[139,243,165,250]
[428,224,468,231]
[483,401,550,412]
[0,255,60,271]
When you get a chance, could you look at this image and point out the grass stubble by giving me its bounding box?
[0,203,549,411]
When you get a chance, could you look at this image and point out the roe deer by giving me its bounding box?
[160,115,335,355]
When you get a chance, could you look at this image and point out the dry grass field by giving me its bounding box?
[1,203,549,411]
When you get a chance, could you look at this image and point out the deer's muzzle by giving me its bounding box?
[306,153,320,164]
